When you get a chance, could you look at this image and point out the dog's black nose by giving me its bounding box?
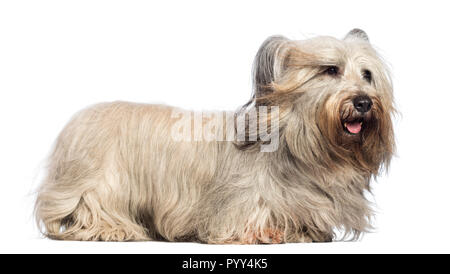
[353,95,373,113]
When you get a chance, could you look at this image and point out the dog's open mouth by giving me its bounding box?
[343,118,363,135]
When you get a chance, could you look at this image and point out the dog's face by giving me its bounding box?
[248,29,395,174]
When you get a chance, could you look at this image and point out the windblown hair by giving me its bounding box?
[35,29,395,243]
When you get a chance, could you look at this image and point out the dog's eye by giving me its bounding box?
[362,69,372,83]
[325,66,339,76]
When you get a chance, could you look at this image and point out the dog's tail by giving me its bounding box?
[34,145,95,240]
[34,180,84,239]
[34,105,103,240]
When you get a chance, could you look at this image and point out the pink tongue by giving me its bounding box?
[346,122,362,134]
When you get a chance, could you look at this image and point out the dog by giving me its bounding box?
[35,29,395,243]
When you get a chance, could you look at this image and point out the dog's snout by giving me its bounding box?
[353,95,372,113]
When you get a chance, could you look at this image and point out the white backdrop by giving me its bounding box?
[1,0,449,253]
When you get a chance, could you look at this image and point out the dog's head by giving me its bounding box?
[240,29,395,174]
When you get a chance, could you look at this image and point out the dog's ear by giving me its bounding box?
[252,36,291,98]
[235,36,290,151]
[344,28,369,42]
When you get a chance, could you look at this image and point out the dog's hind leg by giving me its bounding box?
[35,175,151,241]
[60,190,150,241]
[34,150,151,241]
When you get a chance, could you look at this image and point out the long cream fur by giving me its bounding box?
[35,29,395,243]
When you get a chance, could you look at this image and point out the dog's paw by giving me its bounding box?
[254,228,284,244]
[222,228,285,244]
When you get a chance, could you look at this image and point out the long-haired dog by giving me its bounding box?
[35,29,395,243]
